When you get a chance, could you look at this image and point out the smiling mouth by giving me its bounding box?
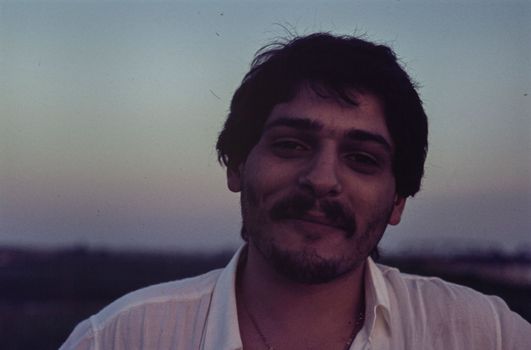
[290,214,347,232]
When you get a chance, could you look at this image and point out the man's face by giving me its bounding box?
[227,86,405,284]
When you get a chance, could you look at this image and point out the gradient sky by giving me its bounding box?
[1,0,530,253]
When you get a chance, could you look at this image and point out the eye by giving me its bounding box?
[270,140,309,158]
[349,153,377,164]
[345,152,380,173]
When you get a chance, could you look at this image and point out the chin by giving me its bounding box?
[252,234,364,285]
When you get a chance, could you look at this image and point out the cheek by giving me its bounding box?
[243,182,260,207]
[244,156,299,204]
[241,163,275,208]
[347,179,397,214]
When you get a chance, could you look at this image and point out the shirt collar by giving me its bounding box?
[201,247,391,349]
[201,245,245,350]
[364,257,392,335]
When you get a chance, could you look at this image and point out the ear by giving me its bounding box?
[388,195,406,226]
[227,164,243,193]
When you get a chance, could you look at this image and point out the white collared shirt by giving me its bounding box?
[60,246,531,350]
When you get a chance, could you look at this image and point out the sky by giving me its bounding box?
[0,0,530,254]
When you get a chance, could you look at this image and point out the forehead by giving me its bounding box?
[265,86,393,147]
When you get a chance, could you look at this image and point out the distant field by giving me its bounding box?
[1,247,530,350]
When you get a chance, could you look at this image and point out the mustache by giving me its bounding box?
[269,193,356,237]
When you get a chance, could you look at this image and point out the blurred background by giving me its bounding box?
[1,0,530,349]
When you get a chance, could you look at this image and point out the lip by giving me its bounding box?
[291,212,346,231]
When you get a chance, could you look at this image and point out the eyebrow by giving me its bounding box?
[264,116,323,132]
[264,116,393,152]
[345,129,392,153]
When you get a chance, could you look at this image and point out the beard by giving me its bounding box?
[255,238,358,284]
[241,188,392,285]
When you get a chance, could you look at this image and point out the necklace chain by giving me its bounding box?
[245,306,275,350]
[241,297,365,350]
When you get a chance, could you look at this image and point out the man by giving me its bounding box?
[61,33,530,349]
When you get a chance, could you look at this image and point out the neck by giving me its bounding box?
[237,244,366,349]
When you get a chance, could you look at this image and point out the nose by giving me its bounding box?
[298,149,342,198]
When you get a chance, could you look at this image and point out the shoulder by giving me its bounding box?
[378,263,489,304]
[60,268,223,350]
[95,268,222,321]
[376,264,531,349]
[378,263,505,318]
[377,264,499,303]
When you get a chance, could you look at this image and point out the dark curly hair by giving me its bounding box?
[216,32,428,198]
